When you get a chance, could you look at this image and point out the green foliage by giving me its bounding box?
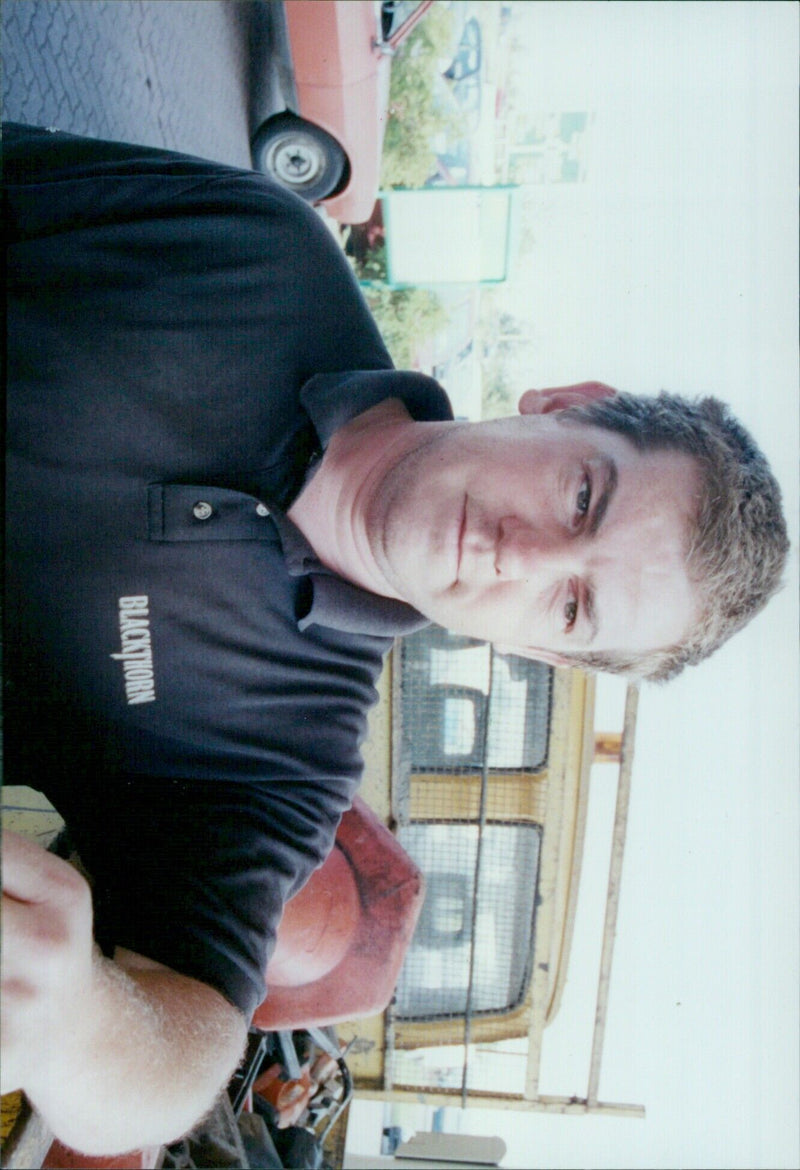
[477,290,528,418]
[348,244,447,369]
[354,241,389,283]
[380,4,461,189]
[480,369,515,419]
[363,284,448,370]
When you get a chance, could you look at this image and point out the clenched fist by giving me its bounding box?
[1,830,96,1095]
[1,830,246,1153]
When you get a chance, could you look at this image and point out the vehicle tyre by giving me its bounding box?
[251,114,346,203]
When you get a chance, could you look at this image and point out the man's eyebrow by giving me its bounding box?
[583,578,599,644]
[582,457,616,644]
[588,456,618,537]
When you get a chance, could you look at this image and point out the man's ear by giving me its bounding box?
[518,382,618,416]
[494,643,572,669]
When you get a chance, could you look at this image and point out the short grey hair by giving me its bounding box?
[552,391,789,682]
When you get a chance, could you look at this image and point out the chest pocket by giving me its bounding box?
[147,485,275,542]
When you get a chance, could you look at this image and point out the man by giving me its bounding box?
[2,124,788,1154]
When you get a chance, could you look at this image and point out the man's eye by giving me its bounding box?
[564,597,578,629]
[576,474,592,520]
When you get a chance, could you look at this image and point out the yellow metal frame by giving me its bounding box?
[348,672,644,1119]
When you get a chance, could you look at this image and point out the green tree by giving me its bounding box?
[363,284,448,370]
[380,4,460,189]
[481,364,516,419]
[477,290,534,418]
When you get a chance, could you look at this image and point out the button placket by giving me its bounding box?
[148,485,278,541]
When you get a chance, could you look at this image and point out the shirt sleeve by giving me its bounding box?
[58,772,354,1021]
[3,121,293,237]
[3,121,251,238]
[3,120,393,376]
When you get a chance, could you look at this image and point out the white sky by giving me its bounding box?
[347,3,799,1167]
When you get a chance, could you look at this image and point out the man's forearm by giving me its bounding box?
[23,951,247,1156]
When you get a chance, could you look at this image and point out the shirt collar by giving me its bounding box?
[270,504,430,637]
[300,369,453,447]
[277,369,453,637]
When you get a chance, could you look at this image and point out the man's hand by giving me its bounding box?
[1,831,247,1154]
[1,830,95,1095]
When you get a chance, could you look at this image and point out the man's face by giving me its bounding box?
[365,413,700,660]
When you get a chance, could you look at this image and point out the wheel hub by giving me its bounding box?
[270,138,323,186]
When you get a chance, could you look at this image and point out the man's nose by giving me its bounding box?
[495,516,574,580]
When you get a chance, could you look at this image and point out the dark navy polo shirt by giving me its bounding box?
[4,124,453,1017]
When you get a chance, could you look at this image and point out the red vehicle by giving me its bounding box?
[252,1,433,224]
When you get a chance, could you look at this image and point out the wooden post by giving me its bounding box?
[356,1087,644,1118]
[593,732,622,762]
[586,684,639,1108]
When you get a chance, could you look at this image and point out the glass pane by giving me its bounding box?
[443,697,476,756]
[400,626,552,773]
[394,822,542,1019]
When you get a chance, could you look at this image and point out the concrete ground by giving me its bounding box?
[1,0,282,165]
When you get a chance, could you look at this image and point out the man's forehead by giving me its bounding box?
[601,477,701,650]
[518,410,630,456]
[550,412,636,452]
[554,417,702,492]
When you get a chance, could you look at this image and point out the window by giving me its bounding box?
[394,821,543,1019]
[399,626,552,773]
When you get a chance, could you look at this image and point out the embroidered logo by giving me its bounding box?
[111,596,156,704]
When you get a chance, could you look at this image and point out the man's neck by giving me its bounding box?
[287,398,425,599]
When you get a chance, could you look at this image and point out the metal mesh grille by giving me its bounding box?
[391,627,553,1019]
[385,627,554,1097]
[398,627,552,780]
[394,821,542,1019]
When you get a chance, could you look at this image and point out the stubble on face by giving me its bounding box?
[364,423,469,608]
[362,413,703,659]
